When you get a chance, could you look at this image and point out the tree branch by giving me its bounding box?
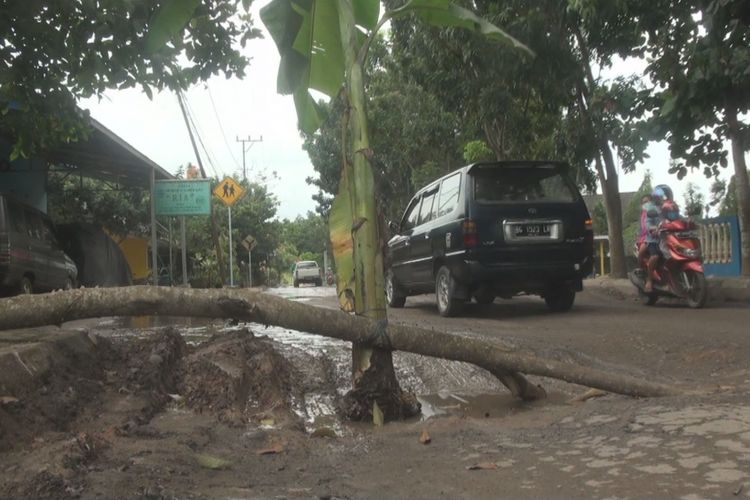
[0,287,682,399]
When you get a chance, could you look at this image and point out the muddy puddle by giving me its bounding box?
[82,286,567,433]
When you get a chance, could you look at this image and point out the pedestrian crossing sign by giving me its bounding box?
[213,177,245,206]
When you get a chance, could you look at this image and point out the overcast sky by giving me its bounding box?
[81,4,738,221]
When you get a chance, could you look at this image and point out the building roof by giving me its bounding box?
[44,116,173,186]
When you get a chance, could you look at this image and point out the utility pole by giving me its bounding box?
[177,91,227,285]
[236,135,263,180]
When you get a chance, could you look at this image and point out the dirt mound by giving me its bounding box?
[179,329,300,427]
[0,335,113,452]
[1,327,308,498]
[1,327,303,446]
[2,470,84,500]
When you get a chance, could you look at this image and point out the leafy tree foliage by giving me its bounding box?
[47,173,149,236]
[462,140,494,163]
[279,211,328,266]
[1,0,260,158]
[710,173,750,217]
[683,182,706,219]
[591,201,608,236]
[385,0,567,162]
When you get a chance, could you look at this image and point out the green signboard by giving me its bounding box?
[154,180,211,216]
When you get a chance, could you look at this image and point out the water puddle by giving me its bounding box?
[418,391,566,420]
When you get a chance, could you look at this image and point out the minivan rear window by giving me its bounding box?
[472,165,577,203]
[297,261,318,269]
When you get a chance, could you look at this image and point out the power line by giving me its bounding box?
[181,90,220,178]
[182,91,219,175]
[206,85,242,171]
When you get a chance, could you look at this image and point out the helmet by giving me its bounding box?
[652,184,673,201]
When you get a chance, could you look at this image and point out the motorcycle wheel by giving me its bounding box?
[639,290,658,306]
[684,270,708,309]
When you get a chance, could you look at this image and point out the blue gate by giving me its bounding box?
[699,215,742,277]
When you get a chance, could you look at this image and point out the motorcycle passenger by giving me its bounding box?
[636,194,653,265]
[643,187,668,292]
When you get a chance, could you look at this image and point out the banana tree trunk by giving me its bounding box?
[336,0,415,421]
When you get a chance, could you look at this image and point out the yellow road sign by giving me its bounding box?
[213,177,245,206]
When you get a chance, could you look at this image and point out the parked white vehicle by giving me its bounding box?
[293,260,322,287]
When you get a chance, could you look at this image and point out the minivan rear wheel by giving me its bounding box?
[544,284,576,312]
[19,277,33,295]
[436,266,464,317]
[385,271,406,308]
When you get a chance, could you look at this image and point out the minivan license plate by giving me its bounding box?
[514,223,551,237]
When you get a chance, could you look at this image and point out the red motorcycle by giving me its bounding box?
[629,218,708,308]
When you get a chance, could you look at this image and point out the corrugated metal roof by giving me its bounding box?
[43,116,174,186]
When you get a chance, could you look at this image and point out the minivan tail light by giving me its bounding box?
[0,243,9,264]
[583,219,594,255]
[462,219,478,248]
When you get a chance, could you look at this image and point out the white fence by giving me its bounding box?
[699,221,733,264]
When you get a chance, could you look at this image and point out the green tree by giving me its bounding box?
[47,173,150,236]
[384,0,570,162]
[462,140,494,163]
[683,183,706,220]
[591,201,608,236]
[186,177,279,287]
[709,178,727,215]
[261,0,531,421]
[711,173,750,217]
[280,211,329,266]
[643,0,750,275]
[1,0,260,159]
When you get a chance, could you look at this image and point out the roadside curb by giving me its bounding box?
[588,276,750,304]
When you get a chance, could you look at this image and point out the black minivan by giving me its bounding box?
[386,161,594,316]
[0,194,78,295]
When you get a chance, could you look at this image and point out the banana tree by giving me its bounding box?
[261,0,532,421]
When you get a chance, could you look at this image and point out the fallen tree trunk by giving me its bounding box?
[0,287,681,398]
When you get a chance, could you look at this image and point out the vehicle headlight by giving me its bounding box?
[676,245,701,258]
